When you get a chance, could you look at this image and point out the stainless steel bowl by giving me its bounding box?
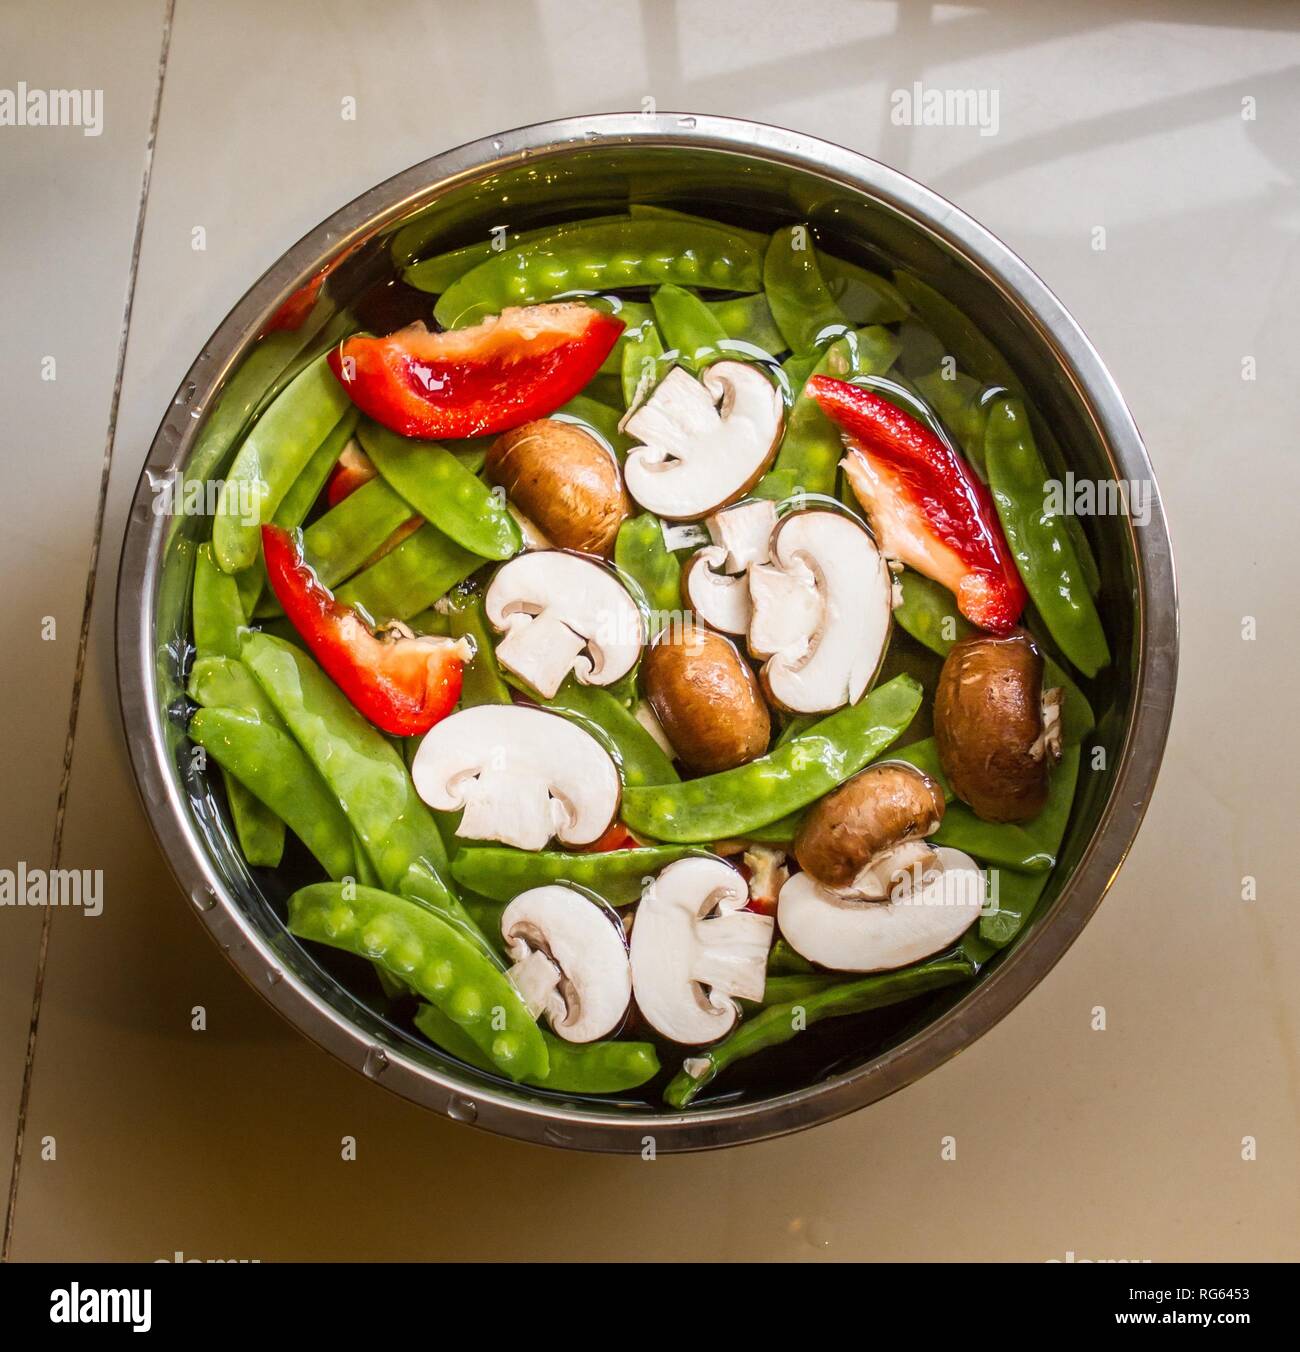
[116,113,1177,1152]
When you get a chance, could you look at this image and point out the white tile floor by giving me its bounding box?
[2,0,1297,1260]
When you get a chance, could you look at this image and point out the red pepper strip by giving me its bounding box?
[808,376,1026,634]
[261,524,470,736]
[579,822,641,854]
[328,303,624,440]
[325,441,377,507]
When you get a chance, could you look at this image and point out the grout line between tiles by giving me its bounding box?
[1,0,177,1263]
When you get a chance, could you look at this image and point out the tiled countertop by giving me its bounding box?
[2,0,1297,1261]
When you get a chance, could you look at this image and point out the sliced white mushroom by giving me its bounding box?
[622,362,783,521]
[742,845,789,912]
[746,509,892,714]
[501,885,631,1043]
[633,699,675,759]
[629,857,774,1044]
[484,550,644,699]
[682,498,778,635]
[410,704,619,851]
[507,502,552,551]
[777,846,984,972]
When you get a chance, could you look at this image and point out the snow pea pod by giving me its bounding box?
[593,299,654,375]
[190,707,359,881]
[289,883,546,1082]
[757,325,900,499]
[413,1003,658,1093]
[531,676,678,788]
[627,203,770,251]
[615,513,680,635]
[912,366,990,475]
[188,654,280,722]
[621,674,923,843]
[435,220,766,329]
[708,292,787,356]
[239,632,480,948]
[213,351,353,573]
[892,569,1095,742]
[764,224,854,354]
[767,938,814,975]
[445,590,510,706]
[356,418,520,561]
[651,284,730,372]
[820,254,910,325]
[191,547,283,866]
[984,397,1110,678]
[452,844,699,906]
[745,973,841,1008]
[665,954,976,1106]
[398,213,631,287]
[980,744,1081,947]
[552,394,633,460]
[283,477,415,602]
[335,521,481,624]
[620,318,666,409]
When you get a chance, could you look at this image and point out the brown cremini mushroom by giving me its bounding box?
[794,762,945,893]
[642,622,770,774]
[485,419,629,556]
[933,629,1063,823]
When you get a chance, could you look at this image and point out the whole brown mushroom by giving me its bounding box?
[642,622,770,774]
[794,762,945,893]
[933,629,1063,823]
[485,419,630,556]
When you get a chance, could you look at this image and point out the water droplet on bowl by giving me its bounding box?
[447,1095,478,1123]
[677,116,697,129]
[265,967,283,987]
[192,886,216,912]
[543,1125,571,1146]
[362,1046,389,1079]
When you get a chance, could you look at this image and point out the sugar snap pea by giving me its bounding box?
[767,938,815,975]
[435,220,766,329]
[892,272,1021,391]
[592,299,654,375]
[528,675,678,788]
[398,213,630,287]
[239,632,482,949]
[764,224,854,354]
[553,394,634,460]
[980,744,1081,947]
[213,351,353,573]
[615,513,681,635]
[984,397,1110,678]
[708,292,787,356]
[665,955,976,1106]
[627,203,770,251]
[651,284,730,372]
[191,546,283,866]
[188,654,280,723]
[620,317,666,409]
[621,675,922,843]
[357,418,520,561]
[190,708,359,881]
[820,254,910,325]
[335,521,481,624]
[892,569,1095,742]
[745,973,842,1008]
[413,1003,658,1094]
[757,325,900,498]
[289,883,546,1081]
[445,589,510,706]
[452,845,700,906]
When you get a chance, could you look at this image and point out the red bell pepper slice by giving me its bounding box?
[808,376,1026,634]
[261,524,470,736]
[325,441,378,507]
[327,303,624,439]
[578,821,641,854]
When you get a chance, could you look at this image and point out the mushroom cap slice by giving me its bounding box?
[484,550,644,699]
[501,885,632,1043]
[682,545,751,635]
[747,509,892,714]
[629,857,774,1044]
[410,704,620,852]
[777,846,983,972]
[706,498,777,572]
[622,362,783,521]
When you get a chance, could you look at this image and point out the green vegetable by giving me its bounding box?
[651,283,730,371]
[763,224,854,354]
[435,220,765,329]
[212,351,352,573]
[530,675,678,788]
[357,418,521,561]
[615,513,681,634]
[414,1004,658,1093]
[288,883,545,1081]
[983,397,1110,678]
[552,394,634,460]
[445,590,511,706]
[979,744,1081,947]
[335,521,480,624]
[621,675,922,842]
[665,955,976,1106]
[620,317,666,409]
[452,845,700,906]
[708,291,786,355]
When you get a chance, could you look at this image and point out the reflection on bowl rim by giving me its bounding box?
[116,113,1178,1153]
